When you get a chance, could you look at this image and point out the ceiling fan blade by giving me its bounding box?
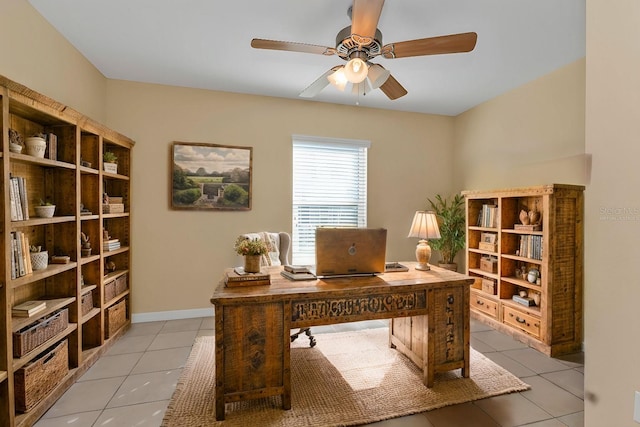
[379,74,407,100]
[350,0,385,43]
[382,32,477,59]
[299,68,337,98]
[251,38,336,56]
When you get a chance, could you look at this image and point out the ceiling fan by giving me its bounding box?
[251,0,477,101]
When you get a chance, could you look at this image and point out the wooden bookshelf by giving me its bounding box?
[462,184,584,356]
[1,75,134,426]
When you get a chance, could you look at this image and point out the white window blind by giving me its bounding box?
[292,135,369,265]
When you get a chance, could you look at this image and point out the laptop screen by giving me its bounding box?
[314,227,387,278]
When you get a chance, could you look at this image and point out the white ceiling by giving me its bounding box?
[29,0,585,116]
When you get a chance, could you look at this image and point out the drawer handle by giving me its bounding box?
[515,316,526,324]
[476,300,484,306]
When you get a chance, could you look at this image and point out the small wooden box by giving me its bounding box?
[14,340,69,412]
[479,242,497,252]
[482,278,497,295]
[106,300,127,338]
[103,203,124,214]
[480,257,498,273]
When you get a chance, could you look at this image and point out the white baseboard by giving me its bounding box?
[132,308,214,323]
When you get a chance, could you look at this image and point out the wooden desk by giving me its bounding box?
[210,263,474,421]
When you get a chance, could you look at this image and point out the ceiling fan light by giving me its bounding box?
[328,67,348,91]
[343,58,368,83]
[367,64,391,89]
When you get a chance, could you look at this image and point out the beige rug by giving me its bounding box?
[162,328,529,427]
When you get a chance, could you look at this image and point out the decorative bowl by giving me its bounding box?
[34,205,56,218]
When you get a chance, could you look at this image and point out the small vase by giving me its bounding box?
[519,210,530,225]
[244,255,261,273]
[30,251,49,271]
[25,136,47,158]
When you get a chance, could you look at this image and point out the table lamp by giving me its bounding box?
[408,211,441,271]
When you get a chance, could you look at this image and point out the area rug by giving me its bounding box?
[162,328,529,427]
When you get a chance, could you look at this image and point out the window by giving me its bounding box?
[292,135,369,265]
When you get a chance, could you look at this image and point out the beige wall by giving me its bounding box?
[104,81,456,314]
[584,0,640,425]
[453,58,587,192]
[0,1,106,121]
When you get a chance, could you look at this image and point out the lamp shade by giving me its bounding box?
[367,64,391,89]
[408,211,441,240]
[343,58,368,83]
[327,67,348,91]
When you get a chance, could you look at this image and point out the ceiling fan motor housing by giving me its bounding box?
[336,26,383,60]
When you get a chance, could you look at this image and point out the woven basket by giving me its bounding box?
[105,280,116,302]
[81,290,94,316]
[106,300,127,338]
[13,309,69,358]
[14,340,69,412]
[115,273,128,294]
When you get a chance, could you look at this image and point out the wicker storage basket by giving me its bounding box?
[14,340,69,412]
[13,309,69,358]
[106,300,127,338]
[115,273,128,294]
[81,290,94,316]
[104,280,116,302]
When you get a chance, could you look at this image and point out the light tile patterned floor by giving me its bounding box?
[35,318,584,427]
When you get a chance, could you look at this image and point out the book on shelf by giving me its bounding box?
[477,204,498,228]
[12,300,47,317]
[46,132,57,160]
[283,265,311,274]
[103,242,121,251]
[18,176,29,220]
[280,270,317,281]
[512,295,535,307]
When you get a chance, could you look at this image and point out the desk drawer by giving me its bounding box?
[470,293,498,318]
[502,305,540,338]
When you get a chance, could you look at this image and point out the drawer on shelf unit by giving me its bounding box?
[502,305,540,338]
[470,292,498,318]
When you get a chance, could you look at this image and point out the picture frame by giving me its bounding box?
[170,141,252,211]
[481,232,497,244]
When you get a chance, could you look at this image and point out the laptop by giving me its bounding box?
[313,227,387,278]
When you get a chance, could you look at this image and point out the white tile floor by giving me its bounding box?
[34,317,584,427]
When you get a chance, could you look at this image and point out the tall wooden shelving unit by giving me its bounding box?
[0,76,133,426]
[462,184,584,356]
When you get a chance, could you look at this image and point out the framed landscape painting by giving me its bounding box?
[171,142,252,210]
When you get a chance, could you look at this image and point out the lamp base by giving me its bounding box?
[415,263,431,271]
[414,239,432,271]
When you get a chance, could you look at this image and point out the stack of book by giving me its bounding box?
[225,268,271,287]
[103,238,121,252]
[10,231,33,279]
[12,300,46,318]
[8,175,30,221]
[280,265,316,281]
